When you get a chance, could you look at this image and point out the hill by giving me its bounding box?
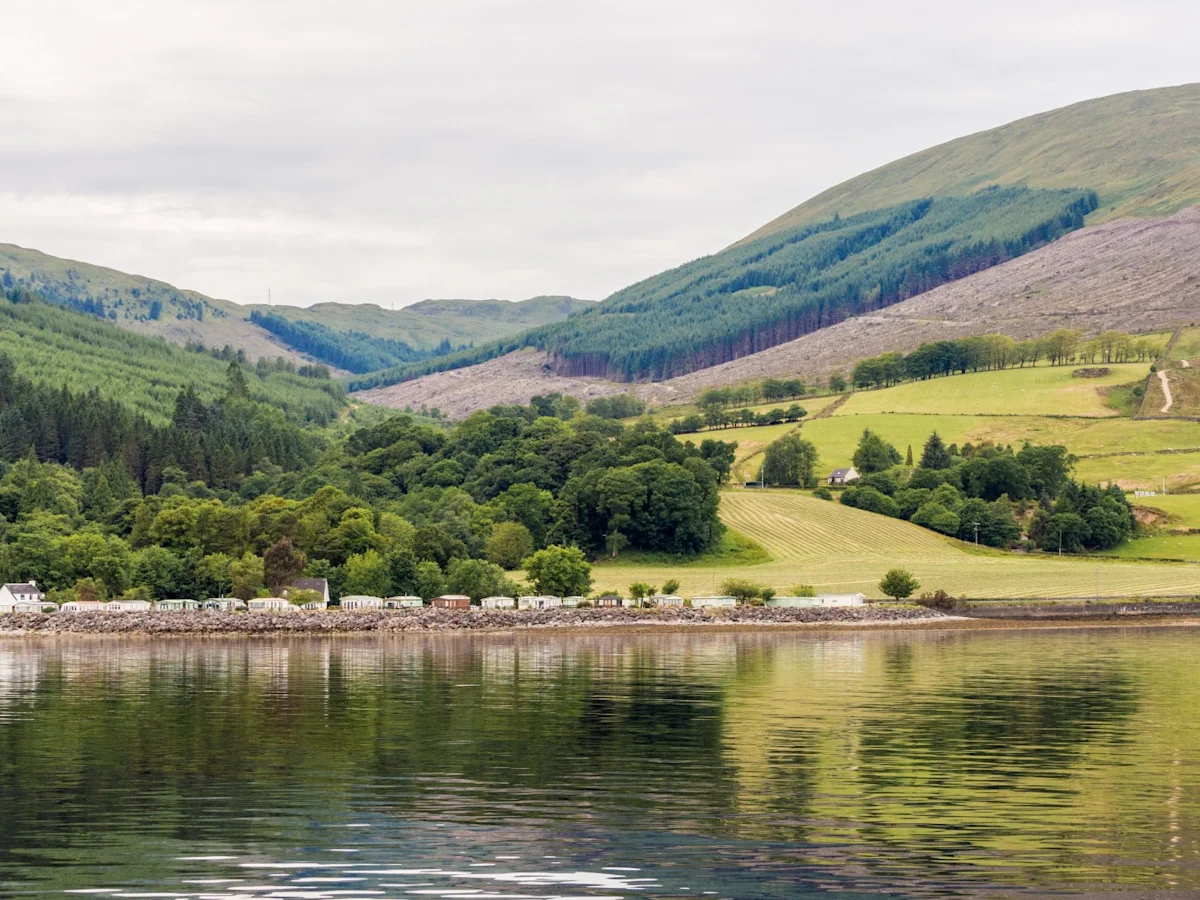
[359,84,1200,411]
[744,83,1200,241]
[249,296,592,349]
[0,242,590,366]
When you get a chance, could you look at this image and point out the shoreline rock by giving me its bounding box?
[0,605,944,636]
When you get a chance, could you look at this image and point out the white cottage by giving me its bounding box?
[384,596,424,609]
[828,467,860,486]
[340,595,384,610]
[60,600,105,613]
[203,598,246,611]
[691,595,738,608]
[651,594,686,607]
[518,595,562,610]
[248,597,295,612]
[105,600,152,613]
[157,599,201,612]
[480,596,516,609]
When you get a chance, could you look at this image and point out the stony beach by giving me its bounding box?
[0,604,949,635]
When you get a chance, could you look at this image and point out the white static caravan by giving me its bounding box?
[105,600,152,613]
[340,595,384,610]
[480,596,516,609]
[691,596,738,608]
[384,596,424,609]
[157,599,201,612]
[248,597,295,612]
[651,595,686,607]
[767,594,867,608]
[203,598,246,611]
[517,595,562,610]
[561,596,584,608]
[60,601,105,613]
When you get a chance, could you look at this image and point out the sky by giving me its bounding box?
[1,1,1198,309]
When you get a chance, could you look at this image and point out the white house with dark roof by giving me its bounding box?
[0,582,45,612]
[281,577,330,607]
[828,466,860,485]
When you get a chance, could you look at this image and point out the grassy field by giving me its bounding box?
[1100,534,1200,561]
[1074,452,1200,492]
[593,490,1200,598]
[838,364,1149,417]
[1135,493,1200,528]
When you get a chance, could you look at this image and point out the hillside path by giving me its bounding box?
[1159,370,1174,413]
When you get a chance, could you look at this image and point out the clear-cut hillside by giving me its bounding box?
[359,206,1200,416]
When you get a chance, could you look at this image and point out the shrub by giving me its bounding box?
[720,578,768,604]
[789,584,816,597]
[917,589,958,611]
[812,486,833,500]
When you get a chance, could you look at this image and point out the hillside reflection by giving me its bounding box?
[1,629,1197,898]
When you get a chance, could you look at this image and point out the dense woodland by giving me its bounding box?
[250,309,458,374]
[0,371,734,602]
[774,429,1136,552]
[351,187,1098,390]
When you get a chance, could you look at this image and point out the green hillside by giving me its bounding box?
[0,290,343,425]
[745,83,1200,242]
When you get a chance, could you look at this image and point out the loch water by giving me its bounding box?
[1,627,1198,898]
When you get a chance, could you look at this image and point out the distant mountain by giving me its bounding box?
[0,242,590,366]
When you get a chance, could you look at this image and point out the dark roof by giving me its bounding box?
[3,583,41,594]
[829,468,855,477]
[287,578,328,593]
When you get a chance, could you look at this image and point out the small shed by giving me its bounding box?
[692,595,737,608]
[652,594,686,607]
[203,598,246,611]
[248,597,294,612]
[431,595,471,609]
[60,601,105,613]
[384,596,424,609]
[157,599,200,612]
[105,600,152,613]
[518,595,562,610]
[828,466,860,485]
[340,595,384,610]
[480,595,516,609]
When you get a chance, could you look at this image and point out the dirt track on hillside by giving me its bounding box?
[355,207,1200,417]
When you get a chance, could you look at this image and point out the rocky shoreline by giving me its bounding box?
[0,604,946,635]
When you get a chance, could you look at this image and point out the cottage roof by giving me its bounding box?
[3,583,41,594]
[829,467,856,477]
[287,577,328,593]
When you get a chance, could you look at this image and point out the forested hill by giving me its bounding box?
[351,186,1096,388]
[744,83,1200,242]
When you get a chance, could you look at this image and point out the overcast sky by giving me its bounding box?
[1,1,1197,308]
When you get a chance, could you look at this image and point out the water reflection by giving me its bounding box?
[0,629,1197,898]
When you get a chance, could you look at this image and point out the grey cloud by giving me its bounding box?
[0,0,1197,306]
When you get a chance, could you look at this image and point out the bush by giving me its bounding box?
[812,486,833,500]
[917,589,958,611]
[789,584,816,597]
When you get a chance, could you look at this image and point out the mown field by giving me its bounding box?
[838,363,1149,417]
[594,490,1200,599]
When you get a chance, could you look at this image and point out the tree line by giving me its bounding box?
[851,330,1158,388]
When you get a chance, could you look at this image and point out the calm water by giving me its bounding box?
[1,628,1198,899]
